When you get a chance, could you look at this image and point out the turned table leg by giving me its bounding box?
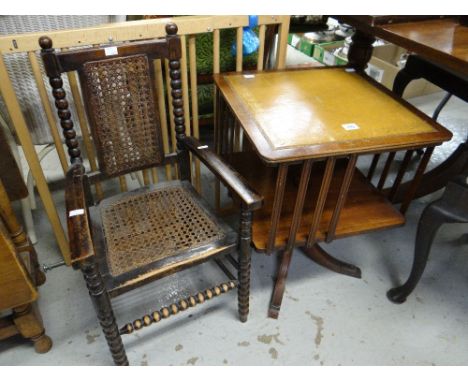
[347,30,375,72]
[12,303,52,354]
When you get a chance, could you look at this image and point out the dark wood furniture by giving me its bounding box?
[0,177,51,354]
[337,16,468,201]
[390,54,468,198]
[340,16,468,75]
[0,126,28,202]
[39,23,262,365]
[214,67,451,319]
[387,168,468,303]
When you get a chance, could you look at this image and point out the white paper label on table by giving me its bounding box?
[342,123,360,131]
[104,46,118,56]
[69,209,85,217]
[243,74,255,79]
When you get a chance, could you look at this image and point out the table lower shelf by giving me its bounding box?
[227,152,405,252]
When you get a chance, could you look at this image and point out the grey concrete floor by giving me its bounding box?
[1,49,467,366]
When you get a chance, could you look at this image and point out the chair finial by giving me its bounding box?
[39,36,52,49]
[165,22,178,36]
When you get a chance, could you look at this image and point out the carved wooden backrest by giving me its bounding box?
[79,54,163,176]
[39,23,185,178]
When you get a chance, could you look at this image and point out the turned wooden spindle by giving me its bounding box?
[166,23,191,182]
[39,36,82,165]
[81,260,128,365]
[238,207,253,322]
[347,30,376,72]
[119,281,237,335]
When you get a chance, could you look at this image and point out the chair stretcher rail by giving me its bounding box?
[119,280,237,335]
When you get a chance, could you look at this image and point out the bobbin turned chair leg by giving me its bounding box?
[80,260,128,366]
[238,207,253,322]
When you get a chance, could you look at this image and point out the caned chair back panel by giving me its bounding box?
[41,35,182,177]
[79,54,164,177]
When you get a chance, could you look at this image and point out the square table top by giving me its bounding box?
[214,68,452,164]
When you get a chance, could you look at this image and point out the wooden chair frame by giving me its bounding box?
[0,15,290,265]
[39,23,262,365]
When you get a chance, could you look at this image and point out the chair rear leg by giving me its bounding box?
[238,208,253,323]
[80,260,129,366]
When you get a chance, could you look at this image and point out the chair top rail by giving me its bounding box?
[52,38,175,72]
[0,15,289,54]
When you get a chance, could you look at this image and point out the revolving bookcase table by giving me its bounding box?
[213,67,452,318]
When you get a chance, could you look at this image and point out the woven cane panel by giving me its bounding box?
[101,185,226,277]
[81,55,163,176]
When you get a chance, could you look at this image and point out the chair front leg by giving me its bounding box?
[238,207,253,323]
[80,259,129,366]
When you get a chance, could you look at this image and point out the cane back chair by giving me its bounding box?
[39,23,262,365]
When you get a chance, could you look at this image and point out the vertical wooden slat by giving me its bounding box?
[268,159,312,319]
[228,115,235,154]
[236,27,243,72]
[0,54,70,264]
[66,70,104,200]
[188,34,201,193]
[119,176,128,192]
[400,147,434,214]
[275,16,291,69]
[285,160,313,251]
[28,51,68,174]
[180,35,191,138]
[377,152,396,190]
[326,155,357,243]
[151,167,159,183]
[306,158,336,247]
[180,35,192,185]
[213,29,220,74]
[214,90,222,155]
[142,169,150,186]
[388,150,414,201]
[213,29,221,210]
[153,59,172,181]
[367,154,380,181]
[257,24,266,71]
[266,164,289,254]
[233,119,241,152]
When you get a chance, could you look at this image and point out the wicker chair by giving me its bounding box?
[39,23,262,366]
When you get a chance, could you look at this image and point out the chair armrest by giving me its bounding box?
[182,136,263,210]
[65,164,95,267]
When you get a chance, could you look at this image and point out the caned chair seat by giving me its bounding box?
[89,181,237,297]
